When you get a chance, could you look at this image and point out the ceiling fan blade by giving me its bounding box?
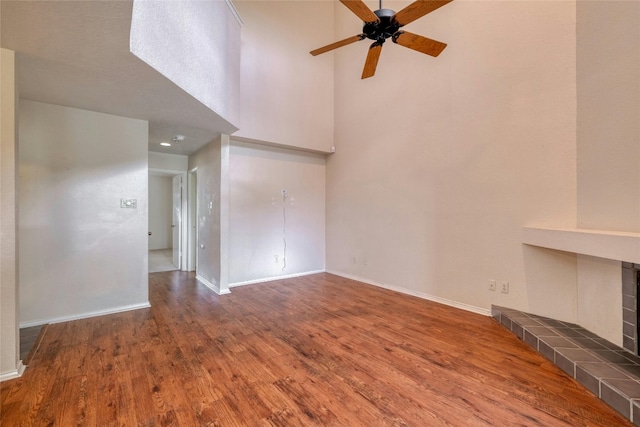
[394,0,453,27]
[310,34,366,56]
[392,31,447,57]
[340,0,380,23]
[362,42,383,79]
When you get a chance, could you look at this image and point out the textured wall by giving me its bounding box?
[234,1,334,153]
[149,152,188,172]
[577,1,640,233]
[228,140,325,285]
[188,136,227,294]
[19,101,149,325]
[327,0,578,319]
[1,48,19,378]
[130,0,241,128]
[575,0,640,344]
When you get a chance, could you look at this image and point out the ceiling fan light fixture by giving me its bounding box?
[172,135,185,143]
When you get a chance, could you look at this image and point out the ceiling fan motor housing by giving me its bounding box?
[363,9,400,42]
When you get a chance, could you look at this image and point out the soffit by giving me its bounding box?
[0,0,231,155]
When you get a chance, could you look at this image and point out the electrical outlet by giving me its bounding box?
[352,256,357,264]
[489,280,496,291]
[501,281,509,294]
[274,255,279,263]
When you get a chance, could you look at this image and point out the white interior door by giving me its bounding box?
[172,175,182,268]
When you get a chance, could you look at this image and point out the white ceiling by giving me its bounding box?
[0,0,236,156]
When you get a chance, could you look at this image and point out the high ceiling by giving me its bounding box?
[0,0,237,156]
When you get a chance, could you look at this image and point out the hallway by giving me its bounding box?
[148,249,177,273]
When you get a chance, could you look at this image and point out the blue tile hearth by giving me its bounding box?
[492,305,640,426]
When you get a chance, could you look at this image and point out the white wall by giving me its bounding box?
[577,1,640,233]
[19,100,149,325]
[130,0,241,129]
[234,1,334,153]
[0,48,20,380]
[229,140,325,285]
[148,174,172,250]
[149,152,188,172]
[327,1,578,319]
[188,135,228,294]
[575,0,640,343]
[577,255,622,344]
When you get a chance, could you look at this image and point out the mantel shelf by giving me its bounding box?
[522,227,640,264]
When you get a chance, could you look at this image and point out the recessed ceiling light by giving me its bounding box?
[160,142,171,147]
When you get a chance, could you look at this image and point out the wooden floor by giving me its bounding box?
[1,272,632,426]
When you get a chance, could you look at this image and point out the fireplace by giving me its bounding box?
[622,262,640,354]
[492,265,640,423]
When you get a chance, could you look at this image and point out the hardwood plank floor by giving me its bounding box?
[1,272,632,426]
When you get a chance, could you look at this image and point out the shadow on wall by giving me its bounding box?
[521,245,578,323]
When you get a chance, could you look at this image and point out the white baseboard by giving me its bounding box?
[326,270,491,317]
[229,269,325,288]
[19,302,151,328]
[196,275,231,295]
[0,361,25,383]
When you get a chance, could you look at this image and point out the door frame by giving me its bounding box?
[187,167,198,272]
[149,168,188,271]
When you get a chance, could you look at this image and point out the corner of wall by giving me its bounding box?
[219,134,230,294]
[0,47,20,378]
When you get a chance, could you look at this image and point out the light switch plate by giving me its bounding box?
[120,198,137,208]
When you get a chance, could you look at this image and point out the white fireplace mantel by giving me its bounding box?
[522,227,640,264]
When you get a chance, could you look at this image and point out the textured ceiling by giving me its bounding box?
[0,0,235,155]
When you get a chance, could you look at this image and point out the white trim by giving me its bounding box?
[196,274,231,295]
[225,0,243,26]
[326,270,491,317]
[229,270,326,288]
[0,361,25,383]
[19,302,151,328]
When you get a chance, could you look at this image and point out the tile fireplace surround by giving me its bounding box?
[622,262,639,354]
[492,305,640,425]
[516,227,640,422]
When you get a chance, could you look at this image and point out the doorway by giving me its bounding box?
[148,170,187,272]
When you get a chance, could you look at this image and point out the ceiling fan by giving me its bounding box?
[310,0,453,79]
